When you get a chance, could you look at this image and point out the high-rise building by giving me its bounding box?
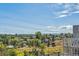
[72,25,79,56]
[63,37,72,56]
[73,25,79,38]
[63,25,79,56]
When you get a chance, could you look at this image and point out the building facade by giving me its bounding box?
[72,25,79,56]
[63,25,79,56]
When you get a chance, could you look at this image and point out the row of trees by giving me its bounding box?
[0,32,72,56]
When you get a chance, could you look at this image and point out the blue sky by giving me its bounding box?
[0,3,79,34]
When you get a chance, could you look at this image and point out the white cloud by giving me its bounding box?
[53,3,79,18]
[47,26,57,29]
[73,11,79,13]
[59,25,72,30]
[57,14,68,18]
[46,25,72,33]
[60,10,69,14]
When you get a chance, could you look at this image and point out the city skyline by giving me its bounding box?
[0,3,79,34]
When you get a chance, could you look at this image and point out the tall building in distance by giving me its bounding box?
[63,25,79,56]
[73,25,79,38]
[72,25,79,56]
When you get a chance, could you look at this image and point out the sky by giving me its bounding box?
[0,3,79,34]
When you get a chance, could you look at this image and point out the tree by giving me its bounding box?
[65,33,72,38]
[37,39,41,47]
[39,43,46,55]
[0,42,5,56]
[23,50,29,56]
[15,49,24,56]
[35,31,42,39]
[5,49,24,56]
[5,49,16,56]
[54,37,60,40]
